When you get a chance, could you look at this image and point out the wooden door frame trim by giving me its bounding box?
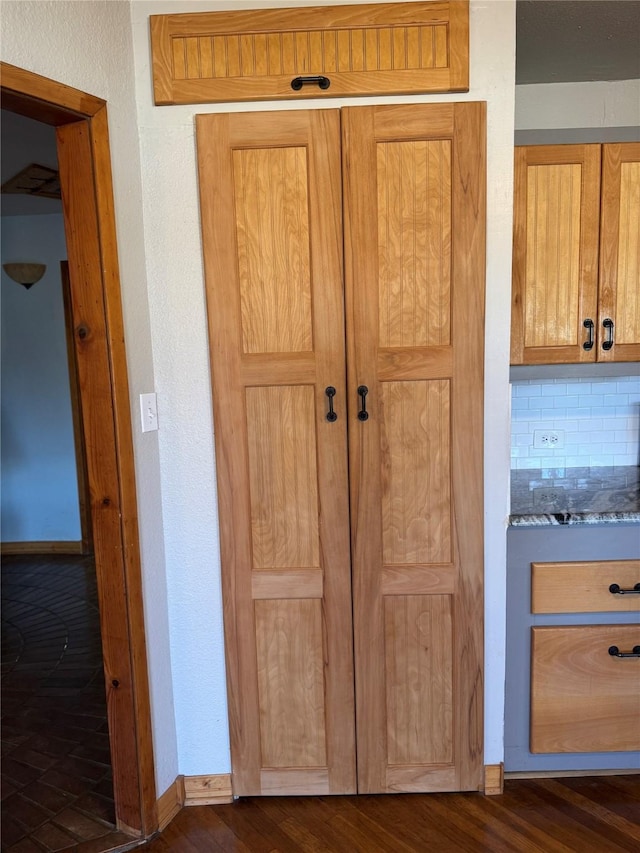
[1,62,157,836]
[60,261,93,554]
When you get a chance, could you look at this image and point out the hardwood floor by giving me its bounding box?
[1,554,135,853]
[143,775,640,852]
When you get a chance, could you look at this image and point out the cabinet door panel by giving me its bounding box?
[531,626,640,753]
[599,142,640,362]
[197,110,356,795]
[511,145,601,364]
[343,102,485,793]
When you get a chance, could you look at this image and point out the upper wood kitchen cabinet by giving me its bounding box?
[511,142,640,365]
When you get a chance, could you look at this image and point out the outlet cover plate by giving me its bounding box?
[533,429,565,450]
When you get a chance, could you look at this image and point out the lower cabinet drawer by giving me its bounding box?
[531,625,640,754]
[531,560,640,614]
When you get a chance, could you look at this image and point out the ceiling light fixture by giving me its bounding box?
[2,262,47,289]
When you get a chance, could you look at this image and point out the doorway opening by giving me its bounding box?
[1,61,157,841]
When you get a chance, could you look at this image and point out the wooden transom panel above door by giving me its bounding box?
[196,102,485,796]
[151,1,469,105]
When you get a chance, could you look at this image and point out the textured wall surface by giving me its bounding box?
[1,0,178,794]
[1,214,80,542]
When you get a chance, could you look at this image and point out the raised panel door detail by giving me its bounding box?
[255,599,327,767]
[511,144,601,365]
[377,140,451,348]
[234,147,313,354]
[385,594,453,765]
[380,380,451,565]
[198,103,483,798]
[524,164,582,349]
[197,110,355,796]
[614,162,640,346]
[246,386,319,570]
[343,102,485,794]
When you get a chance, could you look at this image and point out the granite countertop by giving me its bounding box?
[509,466,640,526]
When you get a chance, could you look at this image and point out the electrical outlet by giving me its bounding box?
[533,429,565,450]
[533,487,565,505]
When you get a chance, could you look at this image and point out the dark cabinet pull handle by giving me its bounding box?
[608,645,640,659]
[602,318,614,351]
[325,386,337,422]
[609,583,640,595]
[291,75,331,91]
[583,318,594,350]
[357,385,369,421]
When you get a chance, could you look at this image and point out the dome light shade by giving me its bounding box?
[2,262,47,289]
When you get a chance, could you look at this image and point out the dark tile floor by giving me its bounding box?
[1,554,135,853]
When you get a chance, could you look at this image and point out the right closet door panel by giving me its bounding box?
[343,103,485,793]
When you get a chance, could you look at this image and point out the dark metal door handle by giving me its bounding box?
[357,386,369,421]
[608,645,640,659]
[609,583,640,595]
[602,318,614,351]
[583,318,594,350]
[325,386,337,422]
[291,75,331,91]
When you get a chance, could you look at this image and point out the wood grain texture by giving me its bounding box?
[183,774,233,806]
[380,380,451,566]
[157,777,184,830]
[0,541,83,555]
[0,61,104,121]
[234,146,313,354]
[343,101,484,793]
[197,109,355,796]
[2,66,157,837]
[385,595,453,765]
[532,560,640,614]
[531,626,640,753]
[144,774,640,852]
[484,763,504,795]
[598,142,640,362]
[377,140,451,348]
[61,261,93,555]
[246,386,319,569]
[511,145,601,364]
[255,599,327,768]
[151,2,469,104]
[57,116,156,836]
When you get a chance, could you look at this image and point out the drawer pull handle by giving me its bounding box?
[325,386,337,422]
[291,75,331,91]
[583,318,594,350]
[357,385,369,421]
[609,583,640,595]
[602,318,614,351]
[608,645,640,659]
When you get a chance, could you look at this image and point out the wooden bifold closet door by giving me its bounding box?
[196,102,485,797]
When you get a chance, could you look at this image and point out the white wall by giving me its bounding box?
[0,0,178,795]
[1,214,80,543]
[515,78,640,145]
[131,0,516,774]
[1,0,517,788]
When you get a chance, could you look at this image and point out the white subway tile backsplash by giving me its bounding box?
[511,374,640,469]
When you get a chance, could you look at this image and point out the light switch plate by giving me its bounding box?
[140,393,158,433]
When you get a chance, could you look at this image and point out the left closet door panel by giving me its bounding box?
[197,110,356,796]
